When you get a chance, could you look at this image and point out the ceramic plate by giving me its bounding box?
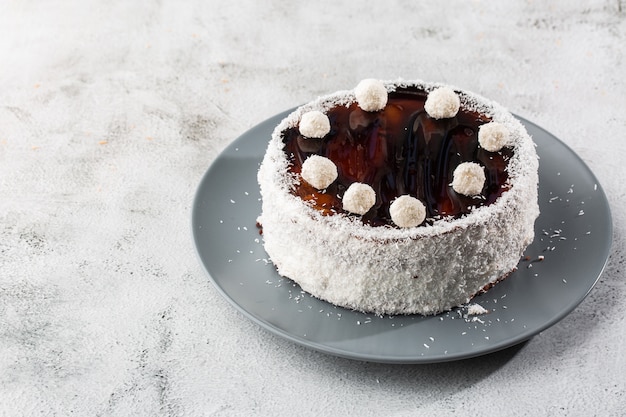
[192,109,612,364]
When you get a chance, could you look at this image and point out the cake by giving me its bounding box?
[257,79,539,315]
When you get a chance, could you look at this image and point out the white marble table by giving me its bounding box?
[1,1,625,415]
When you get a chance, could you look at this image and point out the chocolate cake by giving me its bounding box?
[257,79,539,315]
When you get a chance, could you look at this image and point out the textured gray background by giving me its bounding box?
[1,1,625,416]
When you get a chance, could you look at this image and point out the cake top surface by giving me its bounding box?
[259,79,538,240]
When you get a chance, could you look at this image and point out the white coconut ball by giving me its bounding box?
[299,110,330,138]
[342,182,376,215]
[424,87,460,119]
[478,121,510,152]
[389,195,426,228]
[300,155,338,190]
[451,162,485,196]
[354,79,388,112]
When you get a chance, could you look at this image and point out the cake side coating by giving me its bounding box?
[257,79,539,315]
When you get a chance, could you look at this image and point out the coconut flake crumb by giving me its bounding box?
[424,87,460,119]
[301,155,338,190]
[342,182,376,215]
[354,79,388,112]
[299,110,330,138]
[452,162,485,196]
[467,303,489,315]
[478,121,510,152]
[389,195,426,228]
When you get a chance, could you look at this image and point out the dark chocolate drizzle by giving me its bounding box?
[282,87,511,227]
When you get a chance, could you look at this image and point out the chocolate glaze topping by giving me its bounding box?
[282,86,512,227]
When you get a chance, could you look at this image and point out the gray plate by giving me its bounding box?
[192,109,612,364]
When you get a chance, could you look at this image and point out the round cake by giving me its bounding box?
[257,79,539,315]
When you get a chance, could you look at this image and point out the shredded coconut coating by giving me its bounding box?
[257,79,539,315]
[479,121,510,152]
[354,79,388,112]
[424,86,460,119]
[342,182,376,215]
[300,155,338,190]
[389,195,426,228]
[299,110,330,138]
[452,162,486,196]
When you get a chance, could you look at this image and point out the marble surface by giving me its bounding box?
[1,0,625,415]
